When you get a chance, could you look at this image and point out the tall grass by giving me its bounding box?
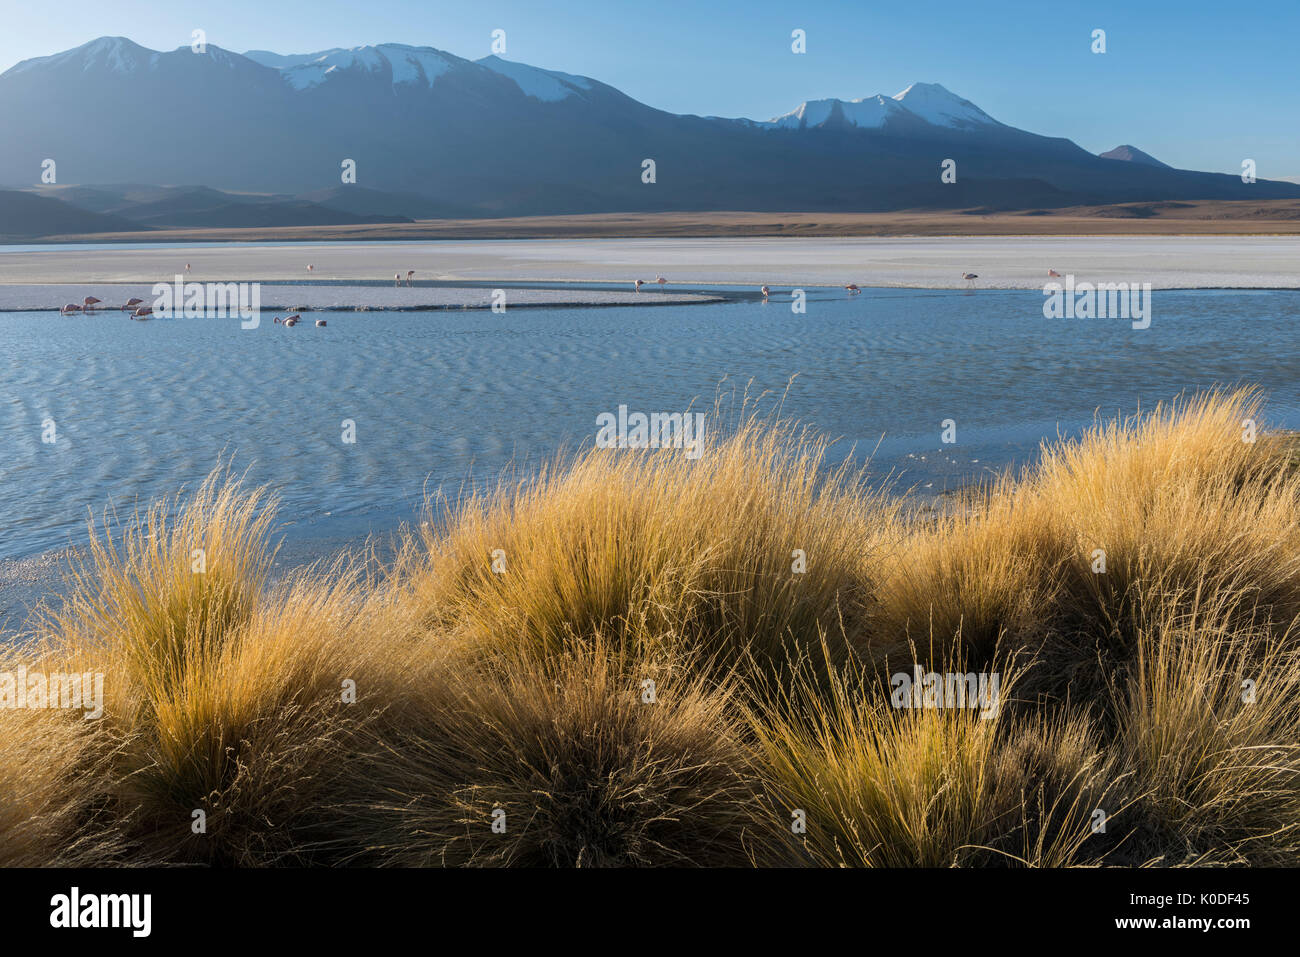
[340,636,788,867]
[1,388,1297,867]
[394,415,883,674]
[1104,597,1300,865]
[749,650,1118,867]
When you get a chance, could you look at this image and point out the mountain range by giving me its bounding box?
[1,36,1296,236]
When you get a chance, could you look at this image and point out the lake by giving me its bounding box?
[2,285,1297,563]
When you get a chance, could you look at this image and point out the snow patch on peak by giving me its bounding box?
[476,55,592,101]
[891,82,996,129]
[771,99,834,128]
[279,46,385,89]
[255,43,460,90]
[844,94,909,127]
[770,93,907,130]
[385,46,455,87]
[767,82,995,132]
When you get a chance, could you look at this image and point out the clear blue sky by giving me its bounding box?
[4,0,1297,177]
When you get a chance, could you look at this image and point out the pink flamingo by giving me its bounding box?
[132,306,153,319]
[760,285,770,300]
[406,270,414,286]
[122,297,144,312]
[634,279,644,292]
[83,296,102,313]
[655,276,667,288]
[1048,269,1062,278]
[394,273,401,287]
[60,303,81,315]
[962,272,978,286]
[185,263,191,273]
[316,319,327,327]
[306,264,314,273]
[844,283,861,294]
[284,314,301,326]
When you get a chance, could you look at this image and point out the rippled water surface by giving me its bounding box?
[2,286,1298,561]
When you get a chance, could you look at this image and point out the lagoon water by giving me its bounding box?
[2,285,1298,563]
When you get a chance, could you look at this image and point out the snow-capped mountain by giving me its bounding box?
[769,83,998,132]
[242,44,598,100]
[247,44,462,91]
[890,82,999,129]
[0,36,1295,220]
[770,94,911,131]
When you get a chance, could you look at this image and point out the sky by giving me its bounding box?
[2,0,1297,177]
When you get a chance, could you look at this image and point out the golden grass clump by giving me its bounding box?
[6,474,422,866]
[108,570,384,866]
[394,413,882,674]
[1,387,1298,867]
[863,485,1066,667]
[1101,598,1300,865]
[862,390,1300,704]
[52,470,278,712]
[1039,391,1300,647]
[748,650,1117,867]
[342,637,789,867]
[0,659,129,867]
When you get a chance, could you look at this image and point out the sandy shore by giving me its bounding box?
[1,236,1297,290]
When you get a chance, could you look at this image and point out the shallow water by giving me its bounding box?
[1,286,1298,565]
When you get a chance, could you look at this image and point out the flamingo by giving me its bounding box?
[962,272,978,286]
[844,283,861,294]
[284,314,300,327]
[185,263,192,273]
[60,303,81,315]
[316,319,327,327]
[132,306,153,319]
[760,285,771,300]
[655,276,667,288]
[306,264,314,272]
[122,297,144,312]
[274,317,282,324]
[406,270,414,286]
[634,279,644,292]
[83,296,101,313]
[394,273,401,287]
[1048,269,1062,278]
